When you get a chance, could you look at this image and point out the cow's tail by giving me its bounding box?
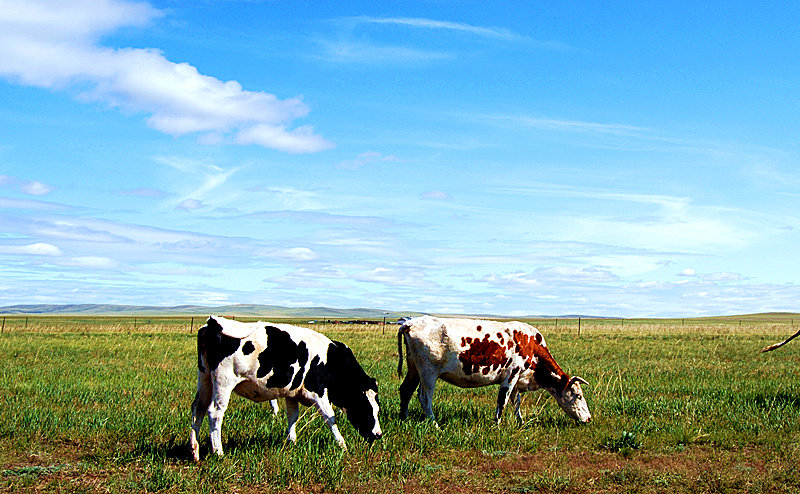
[397,324,408,379]
[762,327,800,353]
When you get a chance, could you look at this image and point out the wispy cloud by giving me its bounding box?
[421,191,453,201]
[314,39,451,64]
[317,16,565,64]
[348,16,570,50]
[0,0,332,153]
[337,151,401,170]
[355,16,528,42]
[485,114,648,137]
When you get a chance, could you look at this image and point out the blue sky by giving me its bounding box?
[1,0,799,317]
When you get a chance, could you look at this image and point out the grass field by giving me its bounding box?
[2,315,800,493]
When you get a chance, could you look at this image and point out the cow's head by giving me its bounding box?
[553,376,592,423]
[327,342,383,443]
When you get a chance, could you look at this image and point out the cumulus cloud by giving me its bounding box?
[678,268,696,277]
[0,0,332,153]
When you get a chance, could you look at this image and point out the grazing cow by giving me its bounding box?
[397,316,591,425]
[190,316,382,460]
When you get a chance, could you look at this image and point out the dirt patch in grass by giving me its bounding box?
[393,446,797,494]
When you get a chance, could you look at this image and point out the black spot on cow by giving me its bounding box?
[242,341,255,355]
[199,317,242,372]
[305,355,328,397]
[256,325,309,389]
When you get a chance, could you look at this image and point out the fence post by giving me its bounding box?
[190,317,194,333]
[578,317,581,337]
[1,316,4,334]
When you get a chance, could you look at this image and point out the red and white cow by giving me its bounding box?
[190,316,382,460]
[397,316,591,425]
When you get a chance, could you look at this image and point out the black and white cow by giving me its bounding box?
[398,316,591,426]
[190,316,382,460]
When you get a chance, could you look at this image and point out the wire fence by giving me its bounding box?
[0,314,796,335]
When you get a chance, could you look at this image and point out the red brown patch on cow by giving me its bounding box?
[459,333,506,375]
[513,329,567,390]
[476,325,482,331]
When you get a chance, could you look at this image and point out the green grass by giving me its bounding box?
[2,317,800,492]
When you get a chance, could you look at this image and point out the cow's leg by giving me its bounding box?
[207,381,236,457]
[510,389,523,424]
[495,372,521,424]
[399,362,420,420]
[190,370,212,462]
[417,372,439,426]
[314,397,348,450]
[269,399,280,416]
[285,397,300,444]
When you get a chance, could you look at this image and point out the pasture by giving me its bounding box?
[2,315,800,493]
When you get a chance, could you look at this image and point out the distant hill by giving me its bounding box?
[0,303,424,320]
[0,303,597,320]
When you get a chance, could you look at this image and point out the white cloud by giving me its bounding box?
[492,115,647,136]
[534,266,619,283]
[0,175,55,195]
[352,267,437,288]
[678,268,696,277]
[314,39,451,64]
[421,191,453,201]
[175,199,204,212]
[266,247,319,262]
[699,272,747,282]
[235,124,334,154]
[65,256,117,269]
[0,0,331,153]
[0,242,62,256]
[337,151,400,170]
[357,17,527,41]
